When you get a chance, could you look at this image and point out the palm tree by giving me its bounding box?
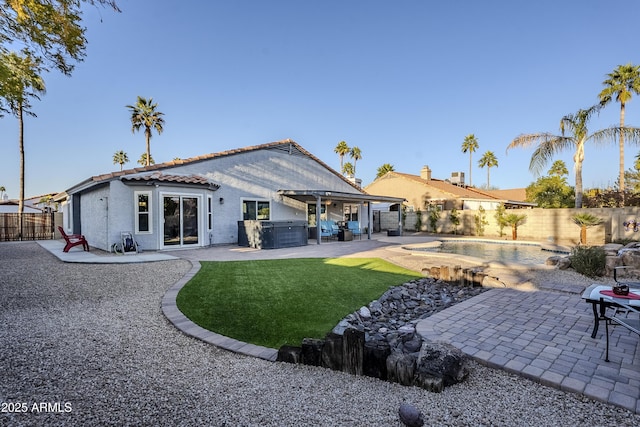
[461,134,479,186]
[334,141,350,173]
[599,63,640,201]
[113,150,129,171]
[137,153,155,166]
[548,160,569,176]
[571,213,603,245]
[478,151,498,188]
[0,52,45,238]
[507,105,640,208]
[0,186,5,200]
[504,213,527,240]
[376,163,395,178]
[349,146,362,176]
[126,96,164,166]
[343,162,355,177]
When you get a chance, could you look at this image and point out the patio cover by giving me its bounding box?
[277,190,406,244]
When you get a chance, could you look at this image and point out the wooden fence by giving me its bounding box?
[0,213,55,241]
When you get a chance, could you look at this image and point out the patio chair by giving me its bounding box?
[57,226,89,253]
[346,221,362,239]
[603,298,640,362]
[319,222,334,242]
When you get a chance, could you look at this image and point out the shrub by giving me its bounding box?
[570,246,606,278]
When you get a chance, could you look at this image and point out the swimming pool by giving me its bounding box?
[412,240,567,265]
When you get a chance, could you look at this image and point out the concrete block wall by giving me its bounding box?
[381,207,640,245]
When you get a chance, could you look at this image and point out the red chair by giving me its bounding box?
[57,226,89,253]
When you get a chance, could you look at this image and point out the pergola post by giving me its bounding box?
[367,201,373,239]
[316,195,322,245]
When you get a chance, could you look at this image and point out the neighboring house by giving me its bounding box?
[365,166,534,211]
[57,140,404,251]
[0,194,58,213]
[0,200,43,213]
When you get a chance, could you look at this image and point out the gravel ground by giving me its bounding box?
[1,242,639,427]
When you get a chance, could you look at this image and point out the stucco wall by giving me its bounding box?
[384,207,640,245]
[70,144,364,250]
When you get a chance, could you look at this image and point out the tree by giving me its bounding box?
[504,213,527,240]
[334,141,350,173]
[0,186,5,200]
[376,163,395,178]
[342,162,354,177]
[599,63,640,201]
[0,52,45,238]
[137,152,155,166]
[113,150,129,171]
[506,105,640,208]
[126,96,165,167]
[525,161,574,208]
[449,208,460,235]
[548,159,569,176]
[494,202,507,237]
[461,134,479,186]
[349,146,362,176]
[0,0,120,75]
[478,150,498,188]
[571,213,603,245]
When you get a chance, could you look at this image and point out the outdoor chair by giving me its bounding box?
[346,221,362,239]
[603,299,640,362]
[319,222,334,242]
[57,226,89,253]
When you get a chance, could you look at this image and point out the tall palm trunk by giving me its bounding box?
[574,140,585,208]
[145,127,151,166]
[619,102,626,205]
[18,103,24,240]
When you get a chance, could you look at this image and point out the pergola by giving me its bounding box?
[278,190,406,244]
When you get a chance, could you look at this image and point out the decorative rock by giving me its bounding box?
[358,306,371,319]
[398,402,424,427]
[415,341,469,390]
[386,351,416,386]
[342,328,364,375]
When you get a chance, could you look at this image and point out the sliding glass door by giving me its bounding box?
[163,195,199,247]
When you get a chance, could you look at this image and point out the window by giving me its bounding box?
[135,192,151,233]
[207,196,213,230]
[243,200,270,220]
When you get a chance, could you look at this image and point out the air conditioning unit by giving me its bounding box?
[450,172,465,185]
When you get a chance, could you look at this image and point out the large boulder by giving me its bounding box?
[413,341,469,392]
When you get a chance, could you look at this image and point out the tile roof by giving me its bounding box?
[69,139,361,193]
[389,172,500,200]
[120,172,219,189]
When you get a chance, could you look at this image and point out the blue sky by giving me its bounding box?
[2,0,640,199]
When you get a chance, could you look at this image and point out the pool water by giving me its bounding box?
[416,241,564,265]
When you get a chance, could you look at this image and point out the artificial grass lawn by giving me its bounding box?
[176,258,421,349]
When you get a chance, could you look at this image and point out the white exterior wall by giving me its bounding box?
[167,147,358,245]
[68,144,361,250]
[79,187,109,250]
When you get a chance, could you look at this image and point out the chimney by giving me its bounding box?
[420,165,432,181]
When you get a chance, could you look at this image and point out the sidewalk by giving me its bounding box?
[38,236,640,414]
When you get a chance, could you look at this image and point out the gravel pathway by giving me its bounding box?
[1,242,639,426]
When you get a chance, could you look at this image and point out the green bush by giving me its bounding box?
[570,246,606,278]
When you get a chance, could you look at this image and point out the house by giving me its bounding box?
[364,166,534,212]
[0,193,58,213]
[0,200,43,213]
[57,140,404,251]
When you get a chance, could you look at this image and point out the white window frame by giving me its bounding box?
[135,191,152,234]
